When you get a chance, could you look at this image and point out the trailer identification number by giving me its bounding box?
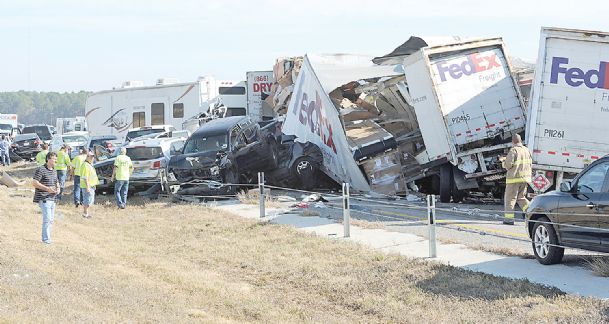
[544,129,565,138]
[451,114,471,124]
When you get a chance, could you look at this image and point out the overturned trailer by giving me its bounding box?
[271,37,527,200]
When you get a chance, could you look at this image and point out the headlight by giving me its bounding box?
[210,165,220,176]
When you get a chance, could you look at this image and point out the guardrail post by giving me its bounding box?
[427,194,437,258]
[258,172,265,218]
[343,183,350,238]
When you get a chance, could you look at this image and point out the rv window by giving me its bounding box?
[133,112,145,128]
[226,107,246,117]
[173,103,184,118]
[151,103,165,125]
[219,86,246,95]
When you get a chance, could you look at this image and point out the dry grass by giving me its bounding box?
[586,257,609,277]
[1,165,608,322]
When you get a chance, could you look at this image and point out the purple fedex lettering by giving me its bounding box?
[436,53,500,82]
[550,56,609,89]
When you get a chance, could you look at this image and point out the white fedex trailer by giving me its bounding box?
[526,27,609,192]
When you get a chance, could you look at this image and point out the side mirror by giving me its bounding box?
[560,181,572,192]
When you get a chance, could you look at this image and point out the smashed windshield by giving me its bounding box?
[183,134,228,154]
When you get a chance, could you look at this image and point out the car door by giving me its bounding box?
[557,161,609,247]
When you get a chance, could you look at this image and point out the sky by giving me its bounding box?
[2,0,609,92]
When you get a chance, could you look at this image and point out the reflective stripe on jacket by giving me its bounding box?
[502,143,532,184]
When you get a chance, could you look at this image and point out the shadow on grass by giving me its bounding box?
[415,264,564,300]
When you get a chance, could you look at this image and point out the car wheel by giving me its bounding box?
[293,157,315,190]
[439,164,452,203]
[531,217,564,265]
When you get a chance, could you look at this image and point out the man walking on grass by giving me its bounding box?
[501,134,532,225]
[71,147,87,207]
[32,152,60,244]
[112,147,133,209]
[80,151,99,218]
[54,144,71,201]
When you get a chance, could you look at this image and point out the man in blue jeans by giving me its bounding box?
[32,152,60,244]
[112,147,133,209]
[71,148,87,207]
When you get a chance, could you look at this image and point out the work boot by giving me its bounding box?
[503,219,515,225]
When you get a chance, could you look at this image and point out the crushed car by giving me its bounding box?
[11,133,42,160]
[167,116,279,195]
[167,116,325,196]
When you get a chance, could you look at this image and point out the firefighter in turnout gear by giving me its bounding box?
[501,134,532,225]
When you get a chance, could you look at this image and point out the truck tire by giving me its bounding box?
[452,180,466,203]
[440,164,452,203]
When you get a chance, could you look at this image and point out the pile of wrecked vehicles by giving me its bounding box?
[93,36,534,202]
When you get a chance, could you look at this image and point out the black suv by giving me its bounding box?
[167,116,279,194]
[526,157,609,264]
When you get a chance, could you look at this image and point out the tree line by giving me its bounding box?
[0,91,91,125]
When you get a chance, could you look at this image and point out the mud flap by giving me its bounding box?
[453,167,479,190]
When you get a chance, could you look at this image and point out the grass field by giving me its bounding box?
[1,162,608,323]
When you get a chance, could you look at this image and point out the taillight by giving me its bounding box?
[152,161,161,169]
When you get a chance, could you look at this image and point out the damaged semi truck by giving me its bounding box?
[271,37,527,201]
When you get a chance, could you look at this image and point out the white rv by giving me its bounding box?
[85,77,247,140]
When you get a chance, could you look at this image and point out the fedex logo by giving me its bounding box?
[436,52,501,82]
[549,57,609,89]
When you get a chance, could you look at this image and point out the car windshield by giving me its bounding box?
[23,126,52,140]
[0,124,11,131]
[15,134,38,141]
[183,134,228,154]
[126,146,164,161]
[62,135,88,145]
[126,129,164,141]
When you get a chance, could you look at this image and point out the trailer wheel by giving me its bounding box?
[439,164,452,203]
[452,180,466,203]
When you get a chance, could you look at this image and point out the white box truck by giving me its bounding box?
[402,38,527,202]
[0,114,18,137]
[246,71,274,122]
[526,27,609,193]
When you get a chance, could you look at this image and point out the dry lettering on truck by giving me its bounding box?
[544,129,565,139]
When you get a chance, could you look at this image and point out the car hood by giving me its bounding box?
[169,151,219,170]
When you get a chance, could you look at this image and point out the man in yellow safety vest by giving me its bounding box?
[54,144,72,201]
[501,134,532,225]
[36,144,49,166]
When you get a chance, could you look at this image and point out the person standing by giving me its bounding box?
[71,147,87,207]
[0,135,10,166]
[501,134,532,225]
[112,147,133,209]
[32,152,60,244]
[54,145,71,201]
[36,144,49,166]
[80,151,99,218]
